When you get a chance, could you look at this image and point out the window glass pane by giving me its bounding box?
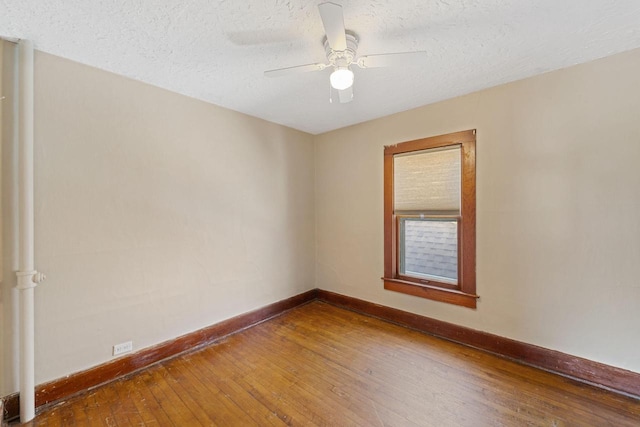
[400,218,458,284]
[394,147,461,212]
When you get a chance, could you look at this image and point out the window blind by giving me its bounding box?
[393,146,461,212]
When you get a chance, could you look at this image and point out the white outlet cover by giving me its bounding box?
[112,341,133,356]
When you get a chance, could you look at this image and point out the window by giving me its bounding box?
[383,130,477,308]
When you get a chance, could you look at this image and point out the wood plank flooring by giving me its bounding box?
[19,301,640,426]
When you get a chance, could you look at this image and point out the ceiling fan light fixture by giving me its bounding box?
[330,67,354,90]
[264,3,425,103]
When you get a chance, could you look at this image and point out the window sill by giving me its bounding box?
[382,278,479,309]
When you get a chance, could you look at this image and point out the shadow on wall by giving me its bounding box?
[1,39,20,399]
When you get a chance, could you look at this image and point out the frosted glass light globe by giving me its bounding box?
[330,67,354,90]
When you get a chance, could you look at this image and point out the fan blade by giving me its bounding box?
[338,86,353,103]
[318,2,347,51]
[356,51,427,68]
[264,63,327,78]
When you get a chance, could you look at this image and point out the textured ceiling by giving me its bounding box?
[2,1,640,134]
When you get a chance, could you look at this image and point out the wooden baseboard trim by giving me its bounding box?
[2,289,317,422]
[4,287,638,421]
[316,289,640,399]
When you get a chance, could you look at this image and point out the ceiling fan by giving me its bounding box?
[264,2,427,104]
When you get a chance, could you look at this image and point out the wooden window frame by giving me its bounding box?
[383,129,478,308]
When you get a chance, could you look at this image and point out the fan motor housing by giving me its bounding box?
[323,31,358,67]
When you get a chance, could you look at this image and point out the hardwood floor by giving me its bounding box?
[20,301,640,426]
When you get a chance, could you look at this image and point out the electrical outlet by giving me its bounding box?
[112,341,133,356]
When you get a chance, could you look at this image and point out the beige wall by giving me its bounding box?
[2,45,639,396]
[315,48,640,373]
[0,39,4,396]
[0,39,19,396]
[1,51,315,393]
